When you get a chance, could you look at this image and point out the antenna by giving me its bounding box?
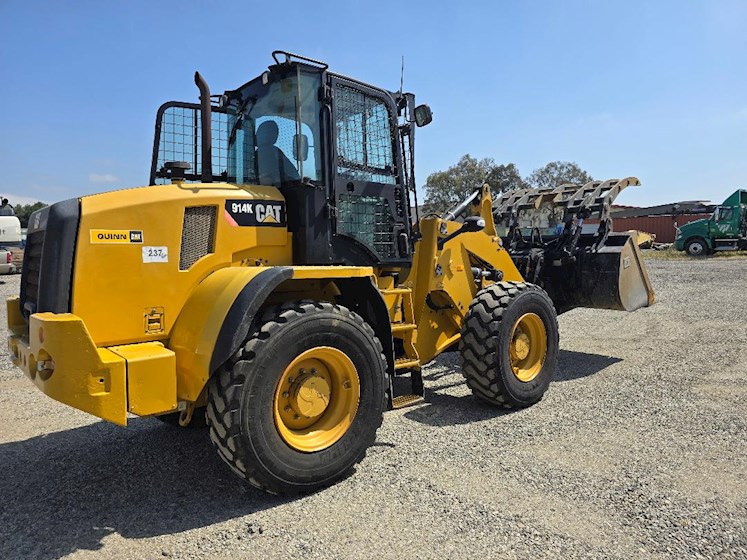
[399,55,405,94]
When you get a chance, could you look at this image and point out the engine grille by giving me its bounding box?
[21,230,44,315]
[180,206,216,270]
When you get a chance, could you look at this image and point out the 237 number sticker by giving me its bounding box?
[142,246,168,263]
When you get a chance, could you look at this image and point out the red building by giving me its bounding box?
[588,201,714,244]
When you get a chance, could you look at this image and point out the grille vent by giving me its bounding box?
[21,230,45,316]
[180,206,216,270]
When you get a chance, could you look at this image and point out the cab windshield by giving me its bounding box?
[224,66,323,187]
[714,207,733,222]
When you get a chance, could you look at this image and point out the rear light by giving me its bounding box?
[6,252,11,264]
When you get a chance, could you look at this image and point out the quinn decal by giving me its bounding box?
[90,229,144,244]
[224,199,286,227]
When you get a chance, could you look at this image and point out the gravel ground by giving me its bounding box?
[1,256,746,559]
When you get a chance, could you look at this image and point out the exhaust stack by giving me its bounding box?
[194,71,212,183]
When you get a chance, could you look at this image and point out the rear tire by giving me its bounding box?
[685,237,709,257]
[206,301,387,495]
[460,282,559,408]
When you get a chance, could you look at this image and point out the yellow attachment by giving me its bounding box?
[630,230,655,249]
[7,312,128,425]
[509,313,547,382]
[273,347,360,453]
[109,342,177,416]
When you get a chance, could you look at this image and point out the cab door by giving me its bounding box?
[329,77,411,265]
[714,206,736,236]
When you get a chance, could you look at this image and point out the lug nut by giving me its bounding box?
[284,406,292,412]
[282,391,289,398]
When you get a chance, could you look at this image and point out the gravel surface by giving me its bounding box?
[1,257,746,559]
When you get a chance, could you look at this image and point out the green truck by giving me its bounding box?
[675,189,747,256]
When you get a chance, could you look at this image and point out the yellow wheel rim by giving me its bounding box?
[509,313,547,382]
[273,346,360,453]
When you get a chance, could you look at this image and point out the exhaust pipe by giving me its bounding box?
[194,71,212,183]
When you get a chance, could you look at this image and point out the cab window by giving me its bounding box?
[335,84,397,185]
[715,207,733,222]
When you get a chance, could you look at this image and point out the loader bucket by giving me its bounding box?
[543,232,654,314]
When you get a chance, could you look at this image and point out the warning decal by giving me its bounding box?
[224,200,286,228]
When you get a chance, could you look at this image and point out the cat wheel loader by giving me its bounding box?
[7,51,654,495]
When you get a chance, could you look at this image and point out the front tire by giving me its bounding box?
[460,282,559,408]
[206,301,387,495]
[685,237,709,257]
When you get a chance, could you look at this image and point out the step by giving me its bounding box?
[391,323,416,333]
[392,394,425,409]
[394,357,421,370]
[380,287,412,295]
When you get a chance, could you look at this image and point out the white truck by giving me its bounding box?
[0,215,22,274]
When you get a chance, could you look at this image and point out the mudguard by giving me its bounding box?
[168,265,384,401]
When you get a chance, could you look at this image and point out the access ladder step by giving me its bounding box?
[394,357,421,370]
[392,394,425,409]
[380,288,412,295]
[391,322,416,333]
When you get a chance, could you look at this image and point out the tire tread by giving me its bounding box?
[206,300,386,494]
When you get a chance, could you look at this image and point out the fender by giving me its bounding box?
[169,265,386,401]
[169,266,292,401]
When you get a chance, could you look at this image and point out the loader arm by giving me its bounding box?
[404,185,524,363]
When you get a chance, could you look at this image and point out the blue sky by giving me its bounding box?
[1,0,745,207]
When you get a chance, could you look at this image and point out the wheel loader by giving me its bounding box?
[7,51,654,495]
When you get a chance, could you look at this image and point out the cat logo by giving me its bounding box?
[256,203,282,223]
[224,199,286,227]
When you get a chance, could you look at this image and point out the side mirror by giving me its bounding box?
[414,104,433,127]
[293,134,309,161]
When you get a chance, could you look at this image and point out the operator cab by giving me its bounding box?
[150,51,432,268]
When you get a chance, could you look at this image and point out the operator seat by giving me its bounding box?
[256,120,300,186]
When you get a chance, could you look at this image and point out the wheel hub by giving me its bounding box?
[274,347,360,453]
[291,372,331,418]
[509,313,547,383]
[511,332,531,361]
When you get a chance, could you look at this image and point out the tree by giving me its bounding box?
[526,161,593,190]
[423,155,526,215]
[12,202,47,228]
[486,163,527,194]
